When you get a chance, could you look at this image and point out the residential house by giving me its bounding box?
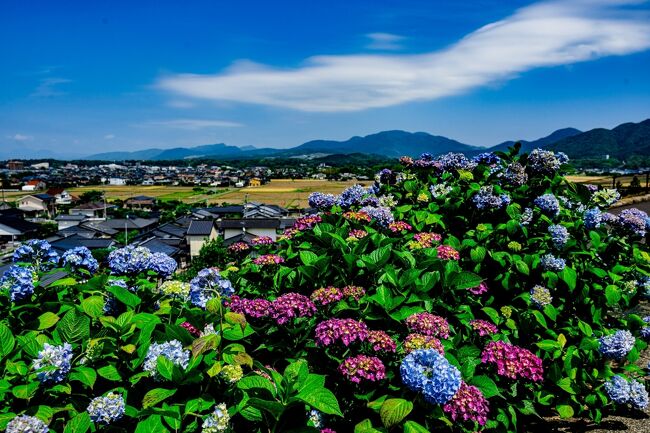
[186,220,217,258]
[125,195,157,211]
[7,161,24,170]
[54,214,87,230]
[243,202,289,219]
[69,202,114,219]
[46,188,75,205]
[21,180,47,191]
[49,234,116,255]
[249,178,262,187]
[192,205,244,220]
[218,218,280,241]
[0,215,39,244]
[17,194,55,218]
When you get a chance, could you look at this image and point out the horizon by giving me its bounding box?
[2,0,650,158]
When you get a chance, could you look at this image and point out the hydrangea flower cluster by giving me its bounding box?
[473,152,500,166]
[481,341,544,381]
[530,285,552,308]
[527,148,568,175]
[401,349,462,404]
[251,236,274,245]
[540,253,566,272]
[269,293,316,325]
[388,221,412,232]
[406,313,450,339]
[310,286,344,305]
[534,194,560,217]
[227,242,250,253]
[253,254,285,266]
[308,192,337,210]
[641,316,650,342]
[598,330,635,360]
[359,205,394,227]
[339,354,386,384]
[221,364,244,383]
[342,211,372,222]
[504,162,528,187]
[107,245,152,275]
[367,330,396,352]
[143,340,190,379]
[437,245,460,261]
[435,152,477,172]
[615,208,650,237]
[189,268,234,308]
[468,282,488,295]
[6,415,49,433]
[403,334,445,354]
[442,382,490,426]
[347,229,368,241]
[604,375,649,410]
[408,232,442,250]
[520,207,534,225]
[1,265,35,302]
[470,320,498,336]
[592,188,620,207]
[158,280,191,300]
[33,343,73,384]
[583,207,602,229]
[342,285,366,300]
[472,186,510,210]
[62,246,99,274]
[148,252,178,278]
[430,183,453,198]
[315,318,369,346]
[202,403,231,433]
[226,295,272,318]
[87,392,126,424]
[548,224,569,249]
[13,239,59,271]
[292,214,323,231]
[181,321,201,336]
[337,185,372,208]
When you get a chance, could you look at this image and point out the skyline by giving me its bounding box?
[1,0,650,158]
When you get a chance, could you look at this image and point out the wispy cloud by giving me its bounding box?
[31,77,71,97]
[366,32,405,50]
[8,133,33,141]
[141,119,243,130]
[158,0,650,112]
[104,134,115,140]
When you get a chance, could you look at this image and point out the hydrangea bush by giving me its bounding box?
[0,145,649,433]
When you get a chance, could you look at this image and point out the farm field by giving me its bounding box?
[567,174,649,188]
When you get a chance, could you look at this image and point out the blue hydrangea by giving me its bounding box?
[400,349,462,405]
[629,379,649,410]
[202,403,231,432]
[534,194,560,217]
[583,208,602,229]
[148,252,177,278]
[617,208,649,238]
[605,375,649,410]
[189,268,234,308]
[527,149,566,175]
[33,343,73,384]
[548,224,569,249]
[472,186,510,210]
[308,409,323,429]
[337,185,369,208]
[13,239,59,271]
[308,192,337,210]
[598,330,635,360]
[87,392,126,424]
[472,152,500,165]
[376,168,394,185]
[540,254,566,272]
[504,162,528,187]
[359,205,394,227]
[530,285,552,308]
[641,316,650,342]
[107,245,152,275]
[6,415,49,433]
[436,153,477,172]
[520,207,533,226]
[143,340,190,379]
[1,265,35,302]
[62,246,99,275]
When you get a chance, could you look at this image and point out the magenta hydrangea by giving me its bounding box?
[338,355,386,383]
[406,313,450,339]
[310,287,343,305]
[342,285,366,301]
[403,334,445,354]
[470,320,498,336]
[437,245,460,260]
[252,236,274,245]
[442,382,490,426]
[468,281,488,295]
[481,341,543,381]
[253,254,285,266]
[269,293,316,325]
[367,330,397,353]
[315,318,369,346]
[227,295,272,319]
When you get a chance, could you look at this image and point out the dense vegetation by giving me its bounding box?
[1,146,649,433]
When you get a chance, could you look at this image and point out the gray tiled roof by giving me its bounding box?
[187,220,215,236]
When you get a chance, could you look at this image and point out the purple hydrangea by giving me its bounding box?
[472,186,510,210]
[339,355,386,383]
[443,382,490,426]
[107,245,152,275]
[436,153,477,172]
[314,318,369,346]
[527,148,567,175]
[13,239,59,271]
[147,252,177,278]
[189,268,234,308]
[400,349,462,404]
[1,265,35,302]
[617,208,649,237]
[308,192,337,210]
[359,205,394,227]
[269,293,316,325]
[337,185,369,208]
[504,162,528,187]
[534,194,560,217]
[62,246,99,274]
[598,330,635,360]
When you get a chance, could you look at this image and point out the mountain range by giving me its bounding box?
[49,118,650,161]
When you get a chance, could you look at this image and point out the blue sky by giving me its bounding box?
[1,0,650,158]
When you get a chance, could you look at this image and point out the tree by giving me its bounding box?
[80,190,104,203]
[181,238,228,280]
[629,175,642,194]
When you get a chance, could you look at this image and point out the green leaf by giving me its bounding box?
[295,386,343,417]
[403,421,431,433]
[559,267,577,290]
[81,296,105,319]
[0,322,15,359]
[135,416,169,433]
[449,271,483,290]
[354,419,382,433]
[106,284,141,307]
[515,260,529,276]
[470,375,499,398]
[557,377,576,394]
[299,250,319,266]
[143,388,176,409]
[368,245,392,267]
[97,365,122,381]
[56,308,90,343]
[556,404,574,419]
[605,285,621,306]
[156,357,174,381]
[238,375,277,396]
[248,398,284,420]
[470,247,486,263]
[536,340,561,351]
[37,312,60,330]
[69,367,97,389]
[12,382,39,399]
[63,412,91,433]
[380,398,413,428]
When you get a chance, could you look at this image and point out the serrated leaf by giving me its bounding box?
[295,386,343,417]
[380,398,413,428]
[143,388,176,409]
[37,312,60,330]
[0,322,15,359]
[70,367,97,389]
[81,296,105,319]
[106,285,141,307]
[449,271,483,290]
[56,308,90,343]
[403,420,431,433]
[63,411,91,433]
[97,365,122,381]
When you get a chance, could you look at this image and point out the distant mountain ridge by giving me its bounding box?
[82,119,650,161]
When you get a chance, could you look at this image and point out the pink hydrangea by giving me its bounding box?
[437,245,460,260]
[468,281,488,295]
[367,330,396,353]
[443,382,490,426]
[310,287,343,305]
[470,320,498,336]
[252,236,274,245]
[406,313,450,339]
[294,215,322,231]
[338,355,386,383]
[227,295,272,319]
[253,254,285,266]
[347,229,368,240]
[403,333,445,354]
[279,228,299,241]
[180,321,200,337]
[388,221,412,232]
[343,211,372,223]
[481,341,543,381]
[228,242,250,253]
[342,285,366,301]
[269,293,316,325]
[315,318,369,346]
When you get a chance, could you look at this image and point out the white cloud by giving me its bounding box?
[142,119,243,130]
[9,134,33,141]
[104,134,115,140]
[366,32,405,50]
[157,0,650,112]
[31,77,71,97]
[167,99,196,108]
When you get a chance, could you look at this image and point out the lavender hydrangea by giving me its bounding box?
[33,343,73,384]
[504,162,528,187]
[540,254,566,272]
[472,186,510,210]
[13,239,59,271]
[189,268,235,308]
[472,152,500,165]
[400,349,462,405]
[534,194,560,217]
[87,392,126,424]
[308,192,337,210]
[548,224,569,249]
[527,148,567,175]
[359,205,394,227]
[1,265,35,302]
[143,340,190,379]
[108,245,152,275]
[148,252,177,278]
[617,208,649,237]
[629,379,650,410]
[436,153,477,172]
[584,207,602,229]
[337,185,369,208]
[598,330,635,360]
[62,246,99,274]
[6,415,49,433]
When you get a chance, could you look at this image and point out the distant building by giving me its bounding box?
[21,180,46,191]
[54,214,87,230]
[249,178,262,187]
[30,162,50,170]
[46,188,74,205]
[7,161,24,170]
[186,220,218,258]
[69,202,114,219]
[218,218,280,241]
[108,177,127,186]
[125,195,157,210]
[17,194,55,217]
[0,214,39,244]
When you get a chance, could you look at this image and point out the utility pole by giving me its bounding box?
[124,215,129,246]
